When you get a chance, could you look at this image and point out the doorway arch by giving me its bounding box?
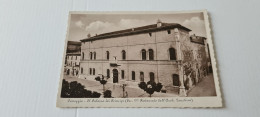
[113,69,118,83]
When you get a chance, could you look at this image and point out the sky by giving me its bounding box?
[67,12,206,41]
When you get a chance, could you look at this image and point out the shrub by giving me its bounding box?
[95,76,101,81]
[103,90,112,98]
[155,83,163,92]
[138,82,147,91]
[92,91,101,98]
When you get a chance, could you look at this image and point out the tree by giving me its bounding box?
[61,79,101,98]
[138,81,163,97]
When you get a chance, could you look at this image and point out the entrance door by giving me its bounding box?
[113,69,118,83]
[172,74,179,86]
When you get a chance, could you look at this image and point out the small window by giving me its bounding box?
[167,30,171,34]
[82,52,84,60]
[121,70,125,79]
[75,56,77,60]
[89,68,92,75]
[93,68,95,75]
[149,32,152,37]
[122,50,126,60]
[71,56,73,60]
[132,71,135,80]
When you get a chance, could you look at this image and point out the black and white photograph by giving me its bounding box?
[57,10,222,107]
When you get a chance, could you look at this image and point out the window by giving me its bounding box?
[93,52,96,60]
[93,68,95,75]
[81,68,83,74]
[106,51,109,60]
[132,71,135,80]
[172,74,179,86]
[71,56,73,60]
[149,72,155,83]
[169,48,176,60]
[90,52,92,60]
[107,69,110,78]
[121,70,125,79]
[89,68,92,75]
[122,50,126,60]
[149,32,152,37]
[82,52,84,60]
[148,49,154,60]
[141,49,146,60]
[76,56,77,60]
[167,30,171,34]
[140,72,144,82]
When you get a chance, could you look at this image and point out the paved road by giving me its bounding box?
[63,74,178,98]
[187,74,217,97]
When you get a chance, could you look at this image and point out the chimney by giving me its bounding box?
[157,19,162,27]
[87,33,91,38]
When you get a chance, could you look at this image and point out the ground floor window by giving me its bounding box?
[121,70,124,79]
[172,74,179,86]
[149,72,155,82]
[93,68,95,75]
[132,71,135,80]
[81,68,83,74]
[89,68,92,75]
[140,72,144,82]
[107,69,110,78]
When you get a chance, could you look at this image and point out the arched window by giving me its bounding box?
[149,72,155,83]
[148,49,154,60]
[132,71,135,80]
[81,68,83,74]
[122,50,126,60]
[89,68,92,75]
[140,72,144,82]
[82,52,84,60]
[106,51,109,60]
[141,49,146,60]
[90,52,92,60]
[93,52,96,60]
[169,48,176,60]
[107,69,110,78]
[93,68,95,75]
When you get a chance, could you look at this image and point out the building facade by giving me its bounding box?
[64,41,81,76]
[79,21,210,95]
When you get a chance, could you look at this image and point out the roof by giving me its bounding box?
[80,22,191,42]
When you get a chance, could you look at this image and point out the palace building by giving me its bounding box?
[78,20,210,95]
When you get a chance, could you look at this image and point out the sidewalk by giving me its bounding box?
[63,74,178,98]
[187,74,217,97]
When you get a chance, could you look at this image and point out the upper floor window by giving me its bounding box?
[122,50,126,60]
[106,51,109,60]
[82,52,84,60]
[75,56,77,60]
[148,49,154,60]
[169,48,176,60]
[81,68,83,74]
[90,52,92,60]
[121,70,125,79]
[71,56,73,60]
[141,49,146,60]
[167,30,171,34]
[93,52,96,60]
[149,32,152,37]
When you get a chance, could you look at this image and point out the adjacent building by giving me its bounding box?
[78,20,210,95]
[65,41,81,76]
